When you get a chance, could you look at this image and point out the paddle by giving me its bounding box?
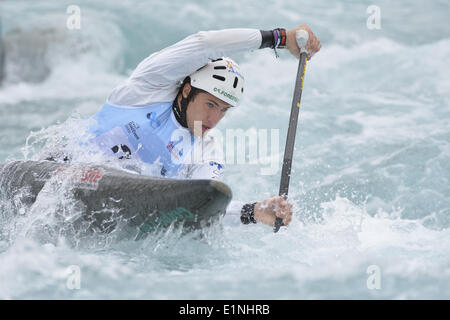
[274,29,309,233]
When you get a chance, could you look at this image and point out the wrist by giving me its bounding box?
[272,28,287,49]
[240,202,257,224]
[259,28,286,50]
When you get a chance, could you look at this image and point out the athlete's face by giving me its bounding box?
[182,83,231,137]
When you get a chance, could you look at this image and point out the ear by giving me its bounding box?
[182,82,192,99]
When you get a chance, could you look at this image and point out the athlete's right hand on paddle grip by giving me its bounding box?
[254,196,293,228]
[286,24,321,60]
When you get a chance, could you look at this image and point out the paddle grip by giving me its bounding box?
[296,29,309,54]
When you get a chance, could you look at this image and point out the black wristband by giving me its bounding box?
[240,202,257,224]
[259,30,274,49]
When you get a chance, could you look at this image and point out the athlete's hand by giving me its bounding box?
[254,196,293,227]
[286,24,321,60]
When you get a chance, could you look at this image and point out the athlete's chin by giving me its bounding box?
[188,123,211,137]
[189,128,206,138]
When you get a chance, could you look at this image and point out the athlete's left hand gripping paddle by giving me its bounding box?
[274,29,309,233]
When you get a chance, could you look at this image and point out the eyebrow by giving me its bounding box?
[207,99,219,107]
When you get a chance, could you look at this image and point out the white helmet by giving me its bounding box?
[190,57,244,107]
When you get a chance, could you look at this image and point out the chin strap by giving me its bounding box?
[172,89,196,129]
[172,97,188,128]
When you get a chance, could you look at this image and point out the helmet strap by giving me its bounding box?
[172,91,192,128]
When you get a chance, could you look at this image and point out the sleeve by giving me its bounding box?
[107,29,263,106]
[187,134,225,180]
[222,200,247,227]
[188,160,225,180]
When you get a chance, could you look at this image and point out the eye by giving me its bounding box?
[206,102,215,108]
[221,107,229,113]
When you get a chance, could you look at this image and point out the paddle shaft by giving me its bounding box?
[274,46,308,233]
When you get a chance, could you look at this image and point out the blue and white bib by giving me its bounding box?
[87,101,195,178]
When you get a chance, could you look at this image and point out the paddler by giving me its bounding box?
[77,25,321,229]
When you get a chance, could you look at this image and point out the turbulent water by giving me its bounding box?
[0,0,449,299]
